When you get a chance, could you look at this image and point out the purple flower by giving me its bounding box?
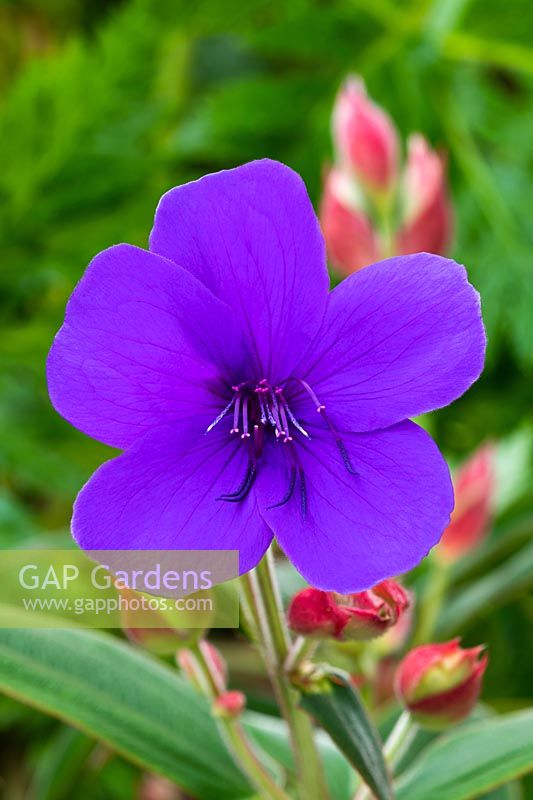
[47,160,485,592]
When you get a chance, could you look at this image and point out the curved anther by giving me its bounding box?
[217,460,257,502]
[267,466,297,509]
[336,438,359,475]
[298,467,307,519]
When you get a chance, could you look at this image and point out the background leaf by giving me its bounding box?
[0,626,251,799]
[395,710,533,800]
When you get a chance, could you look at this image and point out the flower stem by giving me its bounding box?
[383,711,417,767]
[285,635,318,674]
[243,549,330,800]
[353,712,416,800]
[189,641,290,800]
[413,557,449,645]
[374,190,396,258]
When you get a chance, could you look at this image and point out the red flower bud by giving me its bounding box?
[397,134,453,256]
[287,580,409,642]
[333,76,399,192]
[395,638,488,729]
[319,167,380,275]
[212,690,246,719]
[438,443,495,562]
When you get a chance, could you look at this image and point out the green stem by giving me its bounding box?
[244,549,330,800]
[285,636,318,674]
[373,190,396,258]
[189,641,290,800]
[353,712,417,800]
[413,558,450,645]
[383,711,417,767]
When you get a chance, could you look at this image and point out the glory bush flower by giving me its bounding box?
[47,159,485,592]
[288,580,409,641]
[395,638,488,729]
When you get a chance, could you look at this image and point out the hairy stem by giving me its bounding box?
[243,549,330,800]
[285,635,319,674]
[189,641,290,800]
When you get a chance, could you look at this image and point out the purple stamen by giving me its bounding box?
[205,397,235,433]
[280,396,310,439]
[267,465,296,509]
[217,460,257,502]
[279,377,324,412]
[241,395,251,439]
[231,393,241,434]
[207,374,356,515]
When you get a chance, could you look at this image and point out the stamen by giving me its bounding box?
[267,466,297,509]
[318,407,359,476]
[253,424,263,459]
[336,438,359,475]
[285,440,307,519]
[280,377,324,412]
[258,394,268,425]
[298,467,307,519]
[280,397,310,439]
[205,398,235,433]
[241,396,250,439]
[231,393,242,434]
[278,402,291,442]
[270,393,285,436]
[217,460,257,502]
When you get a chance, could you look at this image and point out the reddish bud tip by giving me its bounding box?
[396,134,453,256]
[213,690,246,719]
[287,580,409,642]
[320,167,381,274]
[395,638,488,729]
[332,76,399,192]
[438,443,496,562]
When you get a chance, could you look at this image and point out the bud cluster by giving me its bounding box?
[321,76,453,274]
[287,579,409,642]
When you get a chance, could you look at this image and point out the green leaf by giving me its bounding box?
[395,710,533,800]
[299,669,392,800]
[0,627,250,799]
[30,727,95,800]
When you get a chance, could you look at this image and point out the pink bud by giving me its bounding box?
[397,134,453,256]
[395,638,487,729]
[212,690,246,719]
[438,444,495,562]
[319,167,380,275]
[287,580,409,642]
[332,76,399,192]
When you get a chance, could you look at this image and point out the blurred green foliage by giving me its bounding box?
[0,0,532,796]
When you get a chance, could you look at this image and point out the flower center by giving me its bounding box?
[206,377,357,515]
